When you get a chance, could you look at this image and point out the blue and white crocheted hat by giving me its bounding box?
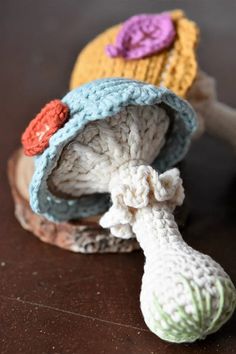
[22,78,197,222]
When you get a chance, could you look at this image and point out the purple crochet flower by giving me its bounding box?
[106,13,176,60]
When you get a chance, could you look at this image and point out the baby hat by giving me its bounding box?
[70,10,199,97]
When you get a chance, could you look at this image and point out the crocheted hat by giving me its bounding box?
[70,10,199,97]
[22,78,196,222]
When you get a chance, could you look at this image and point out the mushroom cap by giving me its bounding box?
[29,78,196,222]
[70,10,199,97]
[48,104,171,199]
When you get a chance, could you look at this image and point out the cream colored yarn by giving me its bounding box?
[70,10,199,98]
[100,166,235,342]
[48,102,236,343]
[49,105,169,198]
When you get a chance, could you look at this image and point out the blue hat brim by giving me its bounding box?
[30,78,197,222]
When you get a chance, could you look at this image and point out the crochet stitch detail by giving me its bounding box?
[100,166,236,342]
[21,100,69,156]
[106,13,176,60]
[70,10,199,98]
[28,78,197,222]
[48,105,169,198]
[100,167,184,239]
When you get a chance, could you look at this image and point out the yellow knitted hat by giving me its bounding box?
[70,10,199,97]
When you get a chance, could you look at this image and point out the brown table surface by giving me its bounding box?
[1,1,236,353]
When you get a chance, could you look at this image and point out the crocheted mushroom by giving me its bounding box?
[70,10,236,149]
[21,78,236,343]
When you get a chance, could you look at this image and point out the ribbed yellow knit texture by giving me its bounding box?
[70,10,199,97]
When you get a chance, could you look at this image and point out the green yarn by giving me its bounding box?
[146,276,236,343]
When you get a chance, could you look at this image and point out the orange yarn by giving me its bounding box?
[70,10,199,98]
[22,100,69,156]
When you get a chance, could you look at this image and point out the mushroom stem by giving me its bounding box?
[100,165,236,343]
[133,204,182,256]
[133,204,236,342]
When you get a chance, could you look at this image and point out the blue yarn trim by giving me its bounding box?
[30,78,197,222]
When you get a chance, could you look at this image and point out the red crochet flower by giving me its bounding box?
[21,99,69,156]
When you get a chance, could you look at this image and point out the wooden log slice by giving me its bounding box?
[8,149,140,253]
[8,149,188,253]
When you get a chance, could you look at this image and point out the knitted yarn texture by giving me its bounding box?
[27,78,196,222]
[22,77,236,343]
[70,10,198,97]
[22,100,69,156]
[100,166,236,342]
[48,105,169,199]
[43,100,235,342]
[46,85,234,342]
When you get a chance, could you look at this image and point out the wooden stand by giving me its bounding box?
[8,149,140,253]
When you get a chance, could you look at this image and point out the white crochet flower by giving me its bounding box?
[100,167,184,238]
